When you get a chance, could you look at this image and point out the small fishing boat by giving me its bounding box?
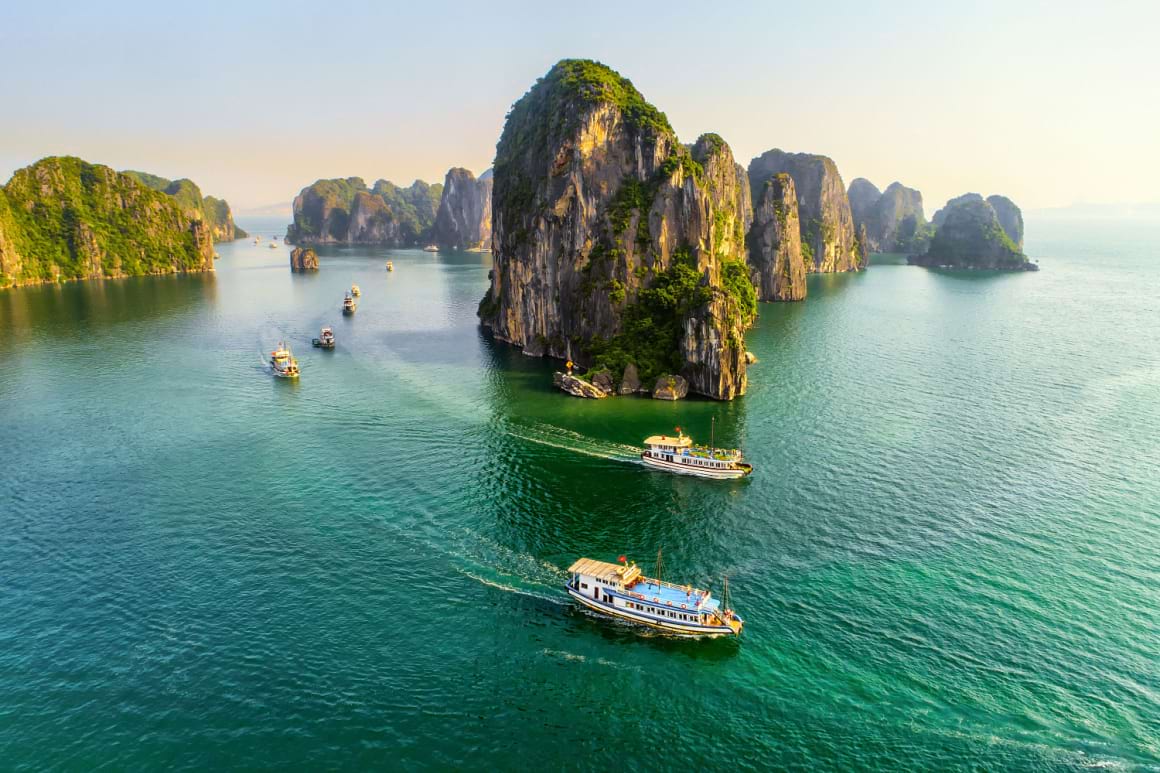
[350,284,361,297]
[269,342,300,379]
[254,236,261,243]
[268,242,277,249]
[342,292,357,315]
[641,420,752,479]
[385,261,394,272]
[566,551,743,637]
[312,326,335,349]
[422,244,438,252]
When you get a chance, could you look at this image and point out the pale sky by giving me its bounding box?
[2,0,1157,216]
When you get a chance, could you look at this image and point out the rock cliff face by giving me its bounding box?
[931,193,984,228]
[0,157,214,289]
[432,168,493,249]
[748,149,862,273]
[747,173,805,301]
[122,171,246,242]
[479,59,754,400]
[849,180,928,254]
[986,195,1024,250]
[911,195,1034,270]
[286,177,442,246]
[847,178,881,246]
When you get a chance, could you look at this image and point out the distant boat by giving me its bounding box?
[422,244,439,252]
[641,422,752,479]
[269,342,300,379]
[254,236,261,243]
[312,326,335,349]
[268,242,277,249]
[385,261,394,272]
[566,551,744,637]
[350,284,361,297]
[342,292,357,315]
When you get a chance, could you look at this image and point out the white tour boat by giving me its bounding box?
[422,244,439,252]
[566,553,743,637]
[641,422,752,479]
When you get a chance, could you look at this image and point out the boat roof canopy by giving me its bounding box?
[644,434,691,448]
[568,557,641,584]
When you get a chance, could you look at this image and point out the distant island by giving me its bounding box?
[0,156,217,289]
[285,168,493,250]
[285,177,442,247]
[910,193,1034,270]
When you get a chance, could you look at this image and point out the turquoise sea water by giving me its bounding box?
[1,219,1157,770]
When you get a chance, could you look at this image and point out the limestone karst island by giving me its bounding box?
[3,4,1156,769]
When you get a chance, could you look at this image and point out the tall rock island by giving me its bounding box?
[432,168,493,249]
[847,178,929,254]
[122,171,247,242]
[0,157,215,289]
[747,173,805,301]
[285,177,442,246]
[748,149,863,274]
[478,59,755,400]
[911,193,1035,271]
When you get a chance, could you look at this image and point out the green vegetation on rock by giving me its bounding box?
[122,170,244,242]
[0,156,213,288]
[586,249,712,385]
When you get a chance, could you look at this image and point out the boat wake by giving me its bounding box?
[503,421,641,463]
[455,567,566,606]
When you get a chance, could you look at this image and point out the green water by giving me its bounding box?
[1,219,1157,770]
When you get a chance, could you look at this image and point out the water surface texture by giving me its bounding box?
[1,219,1157,770]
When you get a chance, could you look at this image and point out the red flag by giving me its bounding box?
[675,426,681,433]
[618,555,626,564]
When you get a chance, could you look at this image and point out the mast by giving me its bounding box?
[722,575,730,612]
[655,547,664,583]
[711,416,716,456]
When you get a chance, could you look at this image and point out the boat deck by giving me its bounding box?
[626,576,719,611]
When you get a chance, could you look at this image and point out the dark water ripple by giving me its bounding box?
[1,223,1158,770]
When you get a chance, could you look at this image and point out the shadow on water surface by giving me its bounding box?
[0,273,217,356]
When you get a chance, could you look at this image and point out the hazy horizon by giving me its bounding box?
[3,0,1158,216]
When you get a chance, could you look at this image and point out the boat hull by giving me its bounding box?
[566,587,738,637]
[641,453,750,480]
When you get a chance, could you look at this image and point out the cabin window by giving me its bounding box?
[580,583,588,590]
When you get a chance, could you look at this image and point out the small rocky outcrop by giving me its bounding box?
[553,371,608,398]
[744,351,758,364]
[286,177,442,246]
[590,370,614,394]
[618,363,642,395]
[748,149,860,274]
[986,195,1024,250]
[652,374,689,400]
[479,59,753,400]
[747,173,805,301]
[432,168,493,249]
[911,195,1035,271]
[290,246,319,272]
[1,157,214,289]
